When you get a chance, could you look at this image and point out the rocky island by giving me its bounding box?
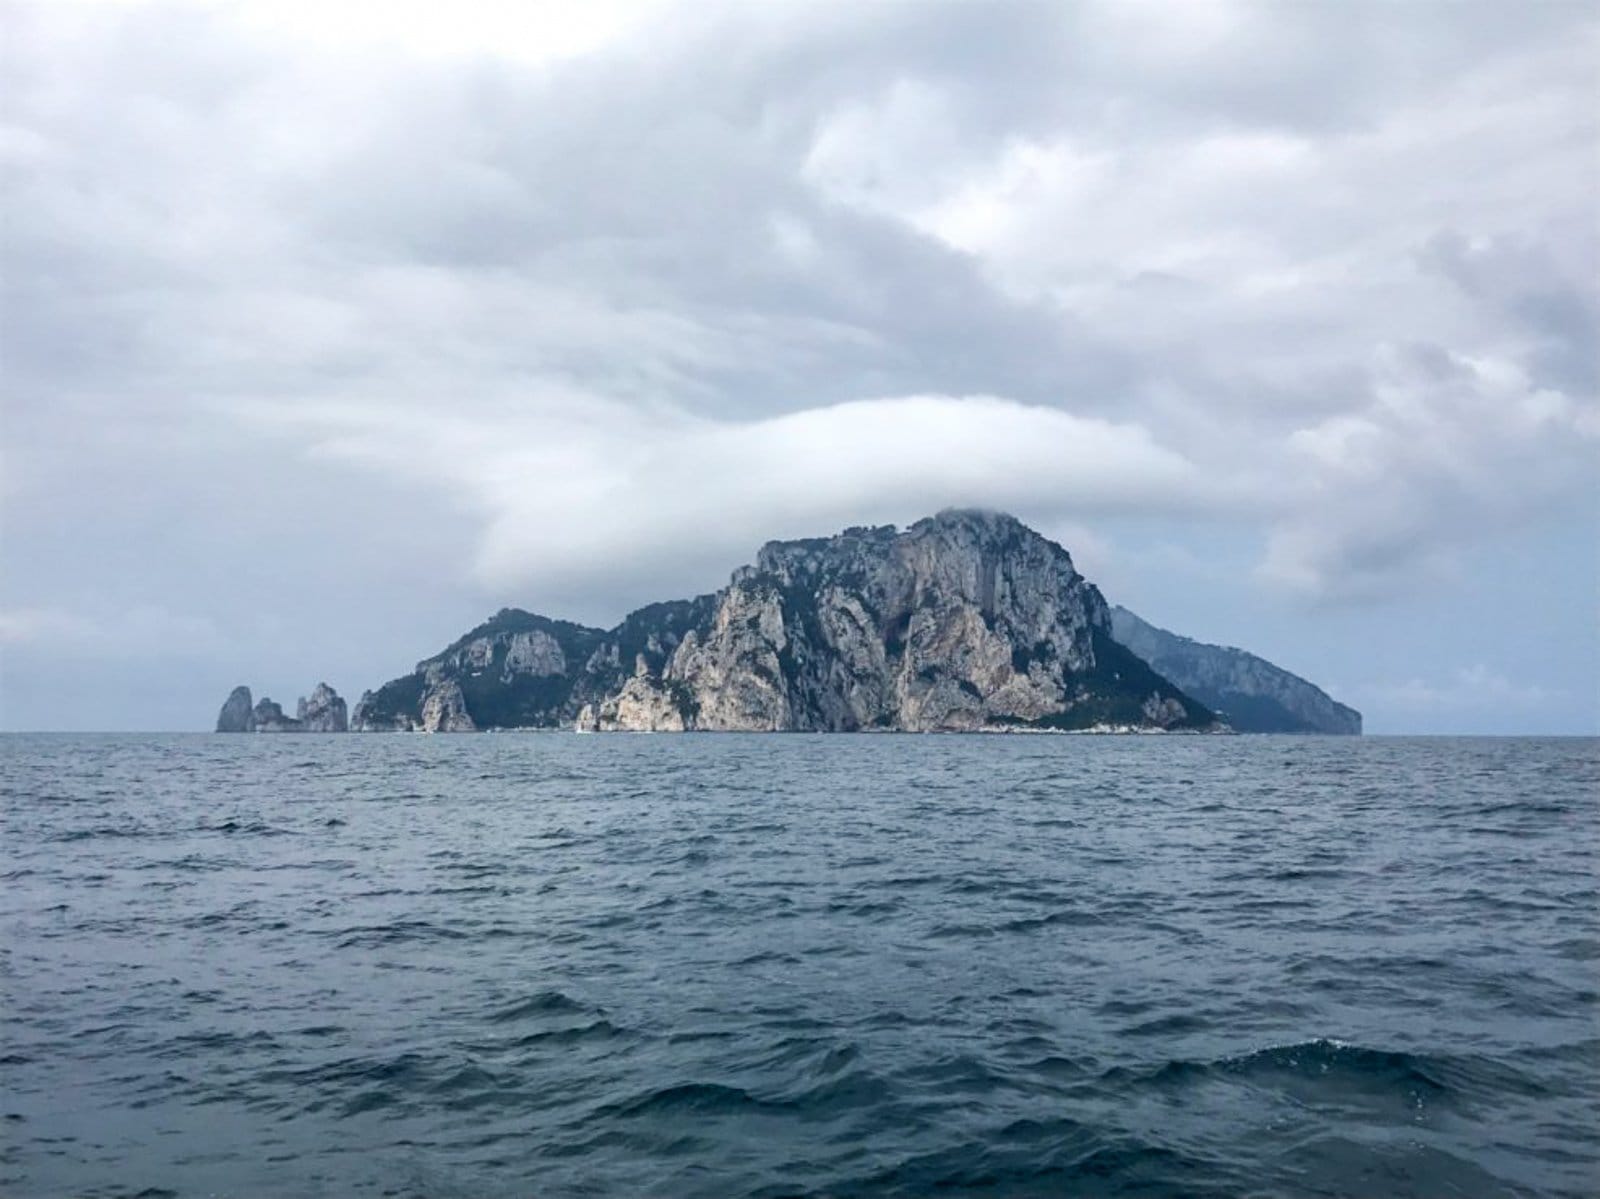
[215,511,1361,735]
[215,683,348,733]
[353,510,1216,733]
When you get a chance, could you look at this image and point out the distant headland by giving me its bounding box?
[218,510,1359,735]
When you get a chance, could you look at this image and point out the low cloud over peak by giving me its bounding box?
[3,0,1596,731]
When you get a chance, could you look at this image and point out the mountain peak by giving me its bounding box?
[349,512,1215,733]
[919,506,1023,530]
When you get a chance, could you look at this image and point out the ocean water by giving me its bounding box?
[2,734,1596,1199]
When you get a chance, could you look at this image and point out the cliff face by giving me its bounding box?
[349,598,722,732]
[1108,606,1361,734]
[353,511,1216,733]
[216,686,256,732]
[296,683,349,733]
[251,697,300,732]
[583,512,1210,732]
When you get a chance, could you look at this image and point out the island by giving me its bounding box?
[218,511,1360,734]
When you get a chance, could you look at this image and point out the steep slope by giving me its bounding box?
[583,511,1212,732]
[350,510,1217,733]
[1109,606,1361,734]
[350,601,717,731]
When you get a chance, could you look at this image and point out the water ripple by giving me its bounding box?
[2,732,1596,1198]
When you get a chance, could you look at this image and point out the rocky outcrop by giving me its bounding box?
[296,683,349,732]
[214,683,350,732]
[251,697,300,732]
[581,663,691,732]
[356,511,1218,733]
[418,674,475,732]
[216,686,256,732]
[584,512,1213,732]
[1109,606,1361,734]
[351,600,715,732]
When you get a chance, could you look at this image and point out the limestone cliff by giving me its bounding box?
[352,511,1216,733]
[296,683,349,733]
[251,697,300,732]
[215,686,256,732]
[350,601,714,732]
[584,512,1211,732]
[1109,606,1361,734]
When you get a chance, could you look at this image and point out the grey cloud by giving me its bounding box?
[2,0,1596,731]
[1419,229,1599,393]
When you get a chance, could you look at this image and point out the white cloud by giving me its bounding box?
[0,606,224,656]
[1261,343,1597,600]
[1358,665,1556,715]
[46,0,673,66]
[257,393,1213,606]
[2,0,1597,727]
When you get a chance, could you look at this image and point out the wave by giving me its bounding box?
[1099,1038,1547,1113]
[486,990,590,1022]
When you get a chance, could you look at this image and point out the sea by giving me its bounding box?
[2,733,1596,1198]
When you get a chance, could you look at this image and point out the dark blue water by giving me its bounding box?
[2,734,1596,1198]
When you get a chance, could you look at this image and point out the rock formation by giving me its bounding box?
[215,686,256,732]
[353,511,1218,733]
[224,514,1365,736]
[1109,606,1361,734]
[214,683,350,732]
[350,602,714,732]
[296,683,349,733]
[251,697,300,732]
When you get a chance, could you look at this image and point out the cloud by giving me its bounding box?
[256,392,1211,608]
[1358,665,1556,715]
[1,0,1597,727]
[0,605,224,657]
[1261,342,1598,600]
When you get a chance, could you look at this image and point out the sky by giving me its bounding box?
[1,0,1596,734]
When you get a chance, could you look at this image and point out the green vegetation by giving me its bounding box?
[437,608,609,666]
[1192,692,1314,734]
[611,596,717,677]
[1024,628,1216,730]
[355,673,425,726]
[457,672,574,729]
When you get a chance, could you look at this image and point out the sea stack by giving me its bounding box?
[214,684,350,732]
[215,685,256,732]
[296,683,349,733]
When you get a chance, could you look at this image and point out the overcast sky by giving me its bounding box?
[2,0,1596,733]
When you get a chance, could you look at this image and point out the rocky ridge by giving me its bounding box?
[1109,606,1361,734]
[216,512,1362,736]
[349,511,1217,733]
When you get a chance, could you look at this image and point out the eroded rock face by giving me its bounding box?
[296,683,349,733]
[540,512,1209,729]
[252,697,301,732]
[502,629,566,679]
[1109,607,1362,734]
[635,511,1209,732]
[215,683,349,732]
[216,686,256,732]
[578,659,691,732]
[366,510,1214,733]
[351,603,713,732]
[419,675,475,733]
